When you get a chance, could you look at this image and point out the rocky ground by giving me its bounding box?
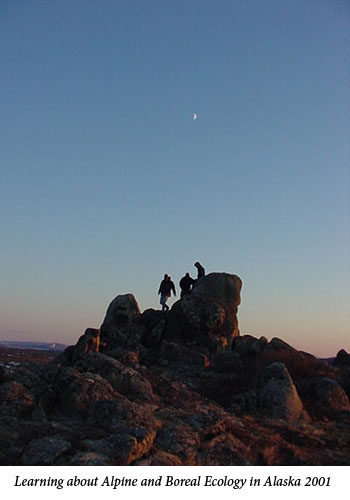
[1,272,350,466]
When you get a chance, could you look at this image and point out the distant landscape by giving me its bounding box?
[0,342,65,370]
[0,341,66,351]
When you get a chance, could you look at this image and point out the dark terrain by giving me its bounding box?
[0,347,58,368]
[1,272,350,466]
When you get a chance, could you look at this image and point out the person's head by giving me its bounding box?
[164,274,169,280]
[185,273,189,277]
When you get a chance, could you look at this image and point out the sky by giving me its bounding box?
[1,0,349,357]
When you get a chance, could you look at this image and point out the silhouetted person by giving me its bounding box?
[158,274,176,312]
[179,272,195,298]
[194,261,205,279]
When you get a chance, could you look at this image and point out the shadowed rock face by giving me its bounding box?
[164,273,242,351]
[1,275,350,466]
[335,349,350,368]
[310,377,350,418]
[100,294,141,348]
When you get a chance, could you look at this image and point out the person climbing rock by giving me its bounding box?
[158,274,176,312]
[194,261,205,279]
[179,272,195,298]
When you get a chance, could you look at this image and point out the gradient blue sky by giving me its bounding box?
[1,0,349,357]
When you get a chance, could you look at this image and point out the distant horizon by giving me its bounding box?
[0,332,341,359]
[0,281,346,360]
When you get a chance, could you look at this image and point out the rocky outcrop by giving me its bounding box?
[1,272,350,466]
[334,349,350,368]
[164,273,242,351]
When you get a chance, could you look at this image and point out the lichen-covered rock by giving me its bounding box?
[67,452,111,465]
[154,423,200,465]
[55,368,117,417]
[21,436,72,465]
[83,428,157,465]
[159,341,209,369]
[257,362,305,422]
[0,380,35,417]
[3,365,55,412]
[74,353,156,402]
[0,427,24,465]
[201,433,251,465]
[229,389,257,414]
[87,395,161,438]
[182,408,227,436]
[135,449,182,465]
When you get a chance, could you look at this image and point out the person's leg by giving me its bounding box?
[160,294,168,312]
[163,295,169,311]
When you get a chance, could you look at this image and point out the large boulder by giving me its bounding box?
[88,396,160,432]
[164,272,242,351]
[257,362,306,422]
[100,294,141,348]
[55,367,117,418]
[310,377,350,418]
[73,353,156,403]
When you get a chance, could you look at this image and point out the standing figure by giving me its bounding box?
[194,261,205,279]
[158,274,176,312]
[179,272,195,298]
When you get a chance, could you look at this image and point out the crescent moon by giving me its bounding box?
[193,113,197,120]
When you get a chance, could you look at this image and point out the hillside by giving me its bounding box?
[1,273,350,466]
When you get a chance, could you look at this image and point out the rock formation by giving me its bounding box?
[164,273,242,350]
[1,272,350,466]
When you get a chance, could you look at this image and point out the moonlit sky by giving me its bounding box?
[1,1,349,357]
